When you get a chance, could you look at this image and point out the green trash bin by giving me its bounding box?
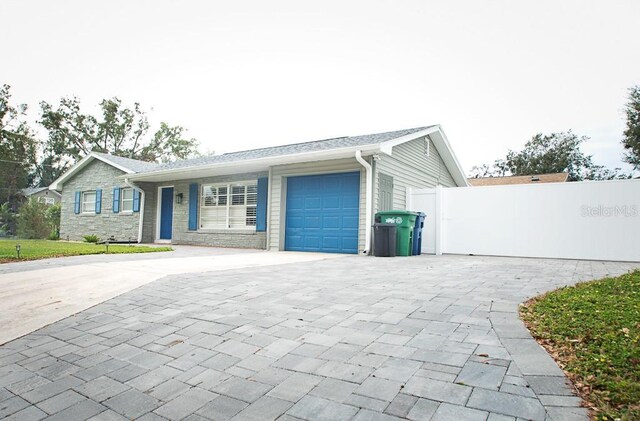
[375,211,418,256]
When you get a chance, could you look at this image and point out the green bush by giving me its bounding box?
[16,199,50,239]
[83,234,100,243]
[46,203,61,236]
[0,202,16,236]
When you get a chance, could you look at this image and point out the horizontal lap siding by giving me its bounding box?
[374,136,457,212]
[269,158,367,252]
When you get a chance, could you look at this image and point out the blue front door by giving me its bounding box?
[285,172,360,254]
[160,187,174,240]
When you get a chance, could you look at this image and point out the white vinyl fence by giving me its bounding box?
[407,179,640,262]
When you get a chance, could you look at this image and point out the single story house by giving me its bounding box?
[50,126,467,254]
[468,172,569,186]
[21,187,62,205]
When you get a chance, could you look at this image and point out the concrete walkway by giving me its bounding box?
[0,254,638,420]
[0,247,341,345]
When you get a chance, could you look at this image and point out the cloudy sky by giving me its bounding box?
[3,0,639,174]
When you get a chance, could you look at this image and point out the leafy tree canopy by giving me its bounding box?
[0,84,38,207]
[39,96,200,181]
[469,131,631,181]
[622,85,640,170]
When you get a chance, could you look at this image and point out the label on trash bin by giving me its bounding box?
[384,217,403,224]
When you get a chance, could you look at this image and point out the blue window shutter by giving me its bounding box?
[112,188,120,213]
[188,183,198,230]
[256,177,268,232]
[133,189,141,212]
[74,191,81,214]
[95,189,102,214]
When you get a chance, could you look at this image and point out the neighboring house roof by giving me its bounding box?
[50,125,469,189]
[21,187,62,197]
[22,187,48,196]
[467,172,569,186]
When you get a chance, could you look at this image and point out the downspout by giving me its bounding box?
[124,178,144,243]
[355,150,372,255]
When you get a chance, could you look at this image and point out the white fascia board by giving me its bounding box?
[123,144,383,182]
[431,128,469,187]
[379,126,441,155]
[49,153,135,191]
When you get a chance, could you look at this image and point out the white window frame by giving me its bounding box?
[81,191,96,214]
[200,181,257,230]
[120,187,134,213]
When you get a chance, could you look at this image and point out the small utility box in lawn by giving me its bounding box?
[375,211,418,256]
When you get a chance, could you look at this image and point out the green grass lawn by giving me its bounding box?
[521,271,640,421]
[0,239,172,262]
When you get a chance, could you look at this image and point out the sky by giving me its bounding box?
[2,0,639,174]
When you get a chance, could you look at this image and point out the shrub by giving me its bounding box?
[0,202,16,236]
[83,234,100,243]
[16,199,50,239]
[46,204,61,235]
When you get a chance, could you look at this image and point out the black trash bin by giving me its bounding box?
[373,223,397,257]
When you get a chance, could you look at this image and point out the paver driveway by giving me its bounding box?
[0,255,637,421]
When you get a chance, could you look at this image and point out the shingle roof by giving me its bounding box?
[92,152,160,173]
[135,126,434,174]
[467,172,569,186]
[21,187,48,196]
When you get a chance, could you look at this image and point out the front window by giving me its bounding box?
[38,197,55,205]
[82,191,96,213]
[121,188,133,212]
[200,182,257,229]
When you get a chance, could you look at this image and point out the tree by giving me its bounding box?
[622,85,640,169]
[16,198,50,239]
[470,131,630,181]
[39,96,200,177]
[0,84,38,209]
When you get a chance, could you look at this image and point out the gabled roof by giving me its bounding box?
[49,152,159,191]
[50,126,469,189]
[137,127,434,174]
[126,125,469,186]
[468,172,569,186]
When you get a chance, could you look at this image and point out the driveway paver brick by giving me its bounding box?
[1,254,638,420]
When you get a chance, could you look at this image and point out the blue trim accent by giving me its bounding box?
[256,177,268,232]
[188,183,198,230]
[74,191,81,214]
[132,189,141,212]
[112,188,120,213]
[95,189,102,214]
[160,187,174,240]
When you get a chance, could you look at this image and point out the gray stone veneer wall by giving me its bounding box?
[60,160,140,242]
[141,172,268,249]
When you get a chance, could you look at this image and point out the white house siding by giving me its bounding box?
[268,158,369,252]
[59,160,140,242]
[145,172,268,248]
[374,136,457,212]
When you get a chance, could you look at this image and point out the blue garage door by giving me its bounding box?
[285,172,360,254]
